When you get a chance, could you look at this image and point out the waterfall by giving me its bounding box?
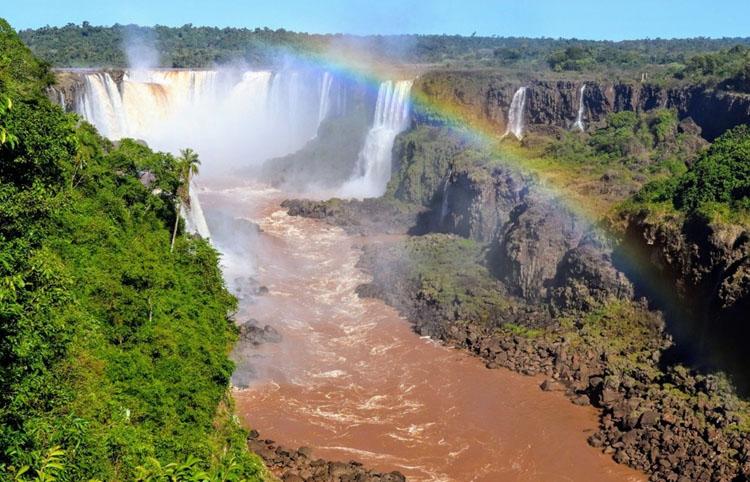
[77,73,130,139]
[180,182,211,239]
[71,69,335,169]
[440,169,452,225]
[339,80,413,198]
[318,71,334,124]
[573,84,587,131]
[504,87,528,140]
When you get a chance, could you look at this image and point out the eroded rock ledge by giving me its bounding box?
[247,431,406,482]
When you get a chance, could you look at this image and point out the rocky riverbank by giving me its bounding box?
[351,235,750,481]
[247,432,406,482]
[287,198,750,481]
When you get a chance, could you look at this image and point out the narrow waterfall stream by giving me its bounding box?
[339,80,413,198]
[573,84,587,131]
[202,182,644,482]
[504,86,528,140]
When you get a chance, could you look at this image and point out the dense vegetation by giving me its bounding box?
[0,18,263,481]
[675,45,750,92]
[627,125,750,222]
[17,23,750,83]
[540,108,702,197]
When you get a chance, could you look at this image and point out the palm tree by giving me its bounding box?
[170,148,201,252]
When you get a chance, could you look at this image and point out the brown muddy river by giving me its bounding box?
[201,182,644,482]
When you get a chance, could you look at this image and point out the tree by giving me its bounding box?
[170,148,201,252]
[674,125,750,212]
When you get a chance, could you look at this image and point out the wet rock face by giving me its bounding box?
[491,195,586,301]
[248,433,406,482]
[238,320,282,346]
[440,168,526,242]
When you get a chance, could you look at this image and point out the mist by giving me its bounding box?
[122,25,160,80]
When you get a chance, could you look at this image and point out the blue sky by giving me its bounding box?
[7,0,750,40]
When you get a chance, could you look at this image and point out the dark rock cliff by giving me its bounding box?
[616,210,750,387]
[388,127,632,309]
[413,71,750,140]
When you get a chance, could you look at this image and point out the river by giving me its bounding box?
[201,181,644,482]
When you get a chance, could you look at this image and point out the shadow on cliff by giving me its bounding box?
[612,217,750,396]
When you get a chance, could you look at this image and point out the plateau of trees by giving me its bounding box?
[17,22,750,79]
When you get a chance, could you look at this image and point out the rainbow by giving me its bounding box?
[261,44,686,324]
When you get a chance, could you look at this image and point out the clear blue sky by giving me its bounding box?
[7,0,750,40]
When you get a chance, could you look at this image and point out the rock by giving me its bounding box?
[638,410,659,428]
[549,241,634,311]
[540,379,565,391]
[238,321,282,345]
[247,434,403,481]
[282,474,304,482]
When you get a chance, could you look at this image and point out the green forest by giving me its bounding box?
[17,22,750,87]
[0,18,264,481]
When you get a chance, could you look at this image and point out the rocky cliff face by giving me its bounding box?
[387,126,633,308]
[413,71,750,140]
[617,210,750,385]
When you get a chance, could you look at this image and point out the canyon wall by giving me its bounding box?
[413,71,750,140]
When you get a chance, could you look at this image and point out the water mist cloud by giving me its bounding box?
[122,25,160,77]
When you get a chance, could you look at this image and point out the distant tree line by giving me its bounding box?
[18,23,750,82]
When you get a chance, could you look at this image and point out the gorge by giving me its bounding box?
[22,32,750,481]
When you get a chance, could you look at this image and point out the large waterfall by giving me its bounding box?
[339,80,413,198]
[504,86,528,140]
[573,84,587,131]
[72,69,338,171]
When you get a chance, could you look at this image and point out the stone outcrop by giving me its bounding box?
[247,432,406,482]
[617,210,750,388]
[412,71,750,140]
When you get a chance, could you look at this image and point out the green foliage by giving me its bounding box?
[623,125,750,225]
[0,18,264,481]
[1,446,66,482]
[674,125,750,213]
[547,46,595,72]
[17,22,750,74]
[0,19,53,98]
[364,234,511,326]
[676,45,750,92]
[546,108,684,171]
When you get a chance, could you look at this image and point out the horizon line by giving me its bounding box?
[16,21,750,43]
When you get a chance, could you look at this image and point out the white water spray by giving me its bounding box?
[339,80,413,198]
[573,84,587,131]
[180,182,212,239]
[504,86,528,140]
[73,69,336,171]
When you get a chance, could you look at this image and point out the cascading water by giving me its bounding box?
[504,86,528,140]
[573,84,587,131]
[68,68,338,240]
[180,182,212,239]
[77,73,130,139]
[317,71,334,124]
[69,69,337,170]
[339,80,413,198]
